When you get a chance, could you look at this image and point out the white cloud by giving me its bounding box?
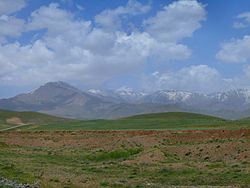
[233,12,250,29]
[76,4,84,11]
[143,0,206,42]
[95,0,151,30]
[145,65,224,93]
[0,3,149,85]
[27,3,91,39]
[0,0,26,15]
[0,15,25,43]
[1,0,249,93]
[0,40,54,83]
[0,0,205,87]
[216,35,250,63]
[145,64,250,93]
[84,28,116,55]
[0,0,26,43]
[243,65,250,78]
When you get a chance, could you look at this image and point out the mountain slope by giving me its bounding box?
[0,82,182,119]
[87,87,146,103]
[1,81,250,119]
[142,89,250,119]
[0,81,108,119]
[0,81,91,111]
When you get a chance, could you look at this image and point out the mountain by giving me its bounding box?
[0,81,96,111]
[1,81,250,119]
[141,90,211,107]
[142,89,250,119]
[205,89,250,119]
[0,82,181,119]
[114,87,146,103]
[87,87,146,103]
[209,89,250,110]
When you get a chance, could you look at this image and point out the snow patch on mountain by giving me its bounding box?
[115,87,146,97]
[156,90,194,102]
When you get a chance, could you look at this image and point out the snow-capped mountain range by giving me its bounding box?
[87,87,146,103]
[88,88,250,107]
[1,81,250,119]
[87,87,250,119]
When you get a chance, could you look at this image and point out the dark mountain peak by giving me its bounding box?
[8,81,86,109]
[26,81,83,99]
[44,81,68,86]
[39,81,81,93]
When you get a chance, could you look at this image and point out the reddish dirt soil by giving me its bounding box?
[0,129,249,163]
[0,129,249,187]
[0,129,249,148]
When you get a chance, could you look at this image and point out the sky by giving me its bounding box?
[1,0,250,98]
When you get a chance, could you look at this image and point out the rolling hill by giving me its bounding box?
[8,111,247,131]
[0,109,70,130]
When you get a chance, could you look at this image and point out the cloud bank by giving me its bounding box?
[0,0,206,88]
[216,35,250,63]
[0,0,249,94]
[233,12,250,29]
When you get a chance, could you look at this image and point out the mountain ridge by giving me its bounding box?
[1,81,250,119]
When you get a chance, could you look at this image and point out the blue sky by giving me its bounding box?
[1,0,250,98]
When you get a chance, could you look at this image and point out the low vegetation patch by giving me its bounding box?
[86,148,142,162]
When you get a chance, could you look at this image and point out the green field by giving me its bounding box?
[0,129,249,187]
[0,109,249,187]
[1,109,250,131]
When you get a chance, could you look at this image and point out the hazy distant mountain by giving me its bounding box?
[143,89,250,119]
[1,81,250,119]
[0,82,181,119]
[141,90,211,107]
[87,87,146,103]
[209,89,250,110]
[0,81,104,119]
[0,81,94,111]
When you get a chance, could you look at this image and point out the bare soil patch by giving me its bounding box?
[6,117,24,125]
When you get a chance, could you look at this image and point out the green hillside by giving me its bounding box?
[0,109,69,130]
[123,112,222,121]
[16,112,234,131]
[1,110,249,131]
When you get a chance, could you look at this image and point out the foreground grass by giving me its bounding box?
[0,111,249,187]
[0,130,249,187]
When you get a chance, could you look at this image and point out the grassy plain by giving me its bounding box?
[0,111,249,131]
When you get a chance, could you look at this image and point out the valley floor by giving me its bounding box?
[0,130,249,187]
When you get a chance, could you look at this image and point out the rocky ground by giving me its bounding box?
[0,177,39,188]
